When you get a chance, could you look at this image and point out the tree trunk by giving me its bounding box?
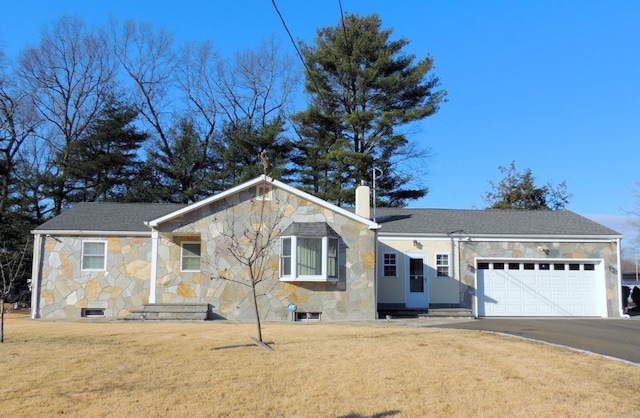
[251,282,263,342]
[1,298,5,343]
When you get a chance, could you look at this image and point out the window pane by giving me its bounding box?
[183,243,201,257]
[83,255,104,270]
[84,242,104,256]
[182,257,201,271]
[82,242,105,270]
[383,253,396,277]
[328,238,338,278]
[297,238,322,275]
[182,243,201,271]
[436,254,449,277]
[280,238,291,276]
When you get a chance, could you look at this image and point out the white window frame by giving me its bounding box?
[181,241,202,272]
[256,184,272,201]
[81,240,107,271]
[279,236,339,282]
[436,253,450,277]
[382,252,398,277]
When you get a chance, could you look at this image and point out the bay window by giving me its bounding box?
[279,222,340,282]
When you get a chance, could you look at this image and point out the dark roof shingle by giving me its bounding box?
[34,202,187,232]
[374,208,622,237]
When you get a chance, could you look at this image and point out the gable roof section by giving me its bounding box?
[33,202,186,234]
[146,175,380,230]
[375,208,622,239]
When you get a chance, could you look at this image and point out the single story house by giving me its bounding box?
[30,175,625,320]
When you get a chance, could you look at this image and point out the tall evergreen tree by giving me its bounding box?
[145,118,223,204]
[292,13,446,207]
[217,117,293,187]
[64,99,148,202]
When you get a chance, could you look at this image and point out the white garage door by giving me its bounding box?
[477,261,604,317]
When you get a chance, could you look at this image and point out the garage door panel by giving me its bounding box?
[478,260,602,317]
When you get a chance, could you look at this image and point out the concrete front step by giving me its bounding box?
[123,303,214,321]
[420,308,474,318]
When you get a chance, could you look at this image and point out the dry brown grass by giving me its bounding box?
[1,317,639,417]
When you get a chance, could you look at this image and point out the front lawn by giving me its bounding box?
[1,318,638,417]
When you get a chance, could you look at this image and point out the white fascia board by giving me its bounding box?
[146,175,381,230]
[378,233,623,242]
[31,229,150,237]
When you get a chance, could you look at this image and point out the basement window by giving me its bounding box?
[81,308,105,318]
[295,312,321,322]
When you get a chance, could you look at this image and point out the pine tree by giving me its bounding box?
[292,13,446,207]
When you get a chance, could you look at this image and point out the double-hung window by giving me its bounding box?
[280,223,339,282]
[82,241,107,271]
[181,242,202,272]
[436,253,450,277]
[383,253,397,277]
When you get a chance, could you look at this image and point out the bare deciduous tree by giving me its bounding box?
[215,37,298,131]
[111,19,176,153]
[0,238,31,343]
[18,16,117,215]
[209,160,285,344]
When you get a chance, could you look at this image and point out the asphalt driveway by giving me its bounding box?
[432,317,640,364]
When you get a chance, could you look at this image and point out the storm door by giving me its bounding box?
[405,253,428,308]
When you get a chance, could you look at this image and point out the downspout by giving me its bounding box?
[149,230,159,304]
[374,228,379,319]
[30,233,45,319]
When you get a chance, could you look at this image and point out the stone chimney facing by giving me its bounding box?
[355,182,371,219]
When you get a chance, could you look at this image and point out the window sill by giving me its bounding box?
[279,277,339,283]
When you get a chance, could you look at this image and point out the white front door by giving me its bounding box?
[405,252,428,308]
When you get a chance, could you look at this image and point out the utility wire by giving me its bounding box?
[270,0,325,99]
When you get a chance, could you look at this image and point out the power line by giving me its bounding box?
[270,0,324,99]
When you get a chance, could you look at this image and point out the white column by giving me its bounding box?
[30,233,43,318]
[149,230,159,304]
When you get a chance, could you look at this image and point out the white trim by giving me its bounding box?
[180,241,202,272]
[279,235,339,282]
[474,257,607,317]
[256,184,272,201]
[405,252,428,308]
[30,233,44,319]
[435,252,450,278]
[31,230,150,237]
[149,231,159,304]
[615,237,624,316]
[81,240,107,271]
[382,251,398,278]
[378,234,621,242]
[146,175,380,230]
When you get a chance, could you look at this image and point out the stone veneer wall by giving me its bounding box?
[458,240,620,317]
[38,235,152,319]
[154,187,377,321]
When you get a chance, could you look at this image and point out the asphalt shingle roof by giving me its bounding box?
[373,208,622,237]
[34,202,622,238]
[34,202,187,232]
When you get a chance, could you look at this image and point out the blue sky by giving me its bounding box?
[2,1,639,242]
